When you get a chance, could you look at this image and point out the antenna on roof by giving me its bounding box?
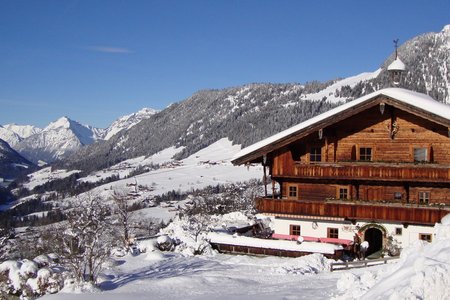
[388,38,405,87]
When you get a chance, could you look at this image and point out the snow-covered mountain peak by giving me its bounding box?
[103,107,158,140]
[15,116,104,164]
[0,126,21,148]
[3,123,42,139]
[43,116,104,144]
[442,24,450,34]
[44,116,73,131]
[0,124,42,148]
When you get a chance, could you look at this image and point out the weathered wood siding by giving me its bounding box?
[279,182,450,205]
[256,198,450,225]
[271,101,450,203]
[273,104,450,176]
[281,182,335,201]
[409,187,450,204]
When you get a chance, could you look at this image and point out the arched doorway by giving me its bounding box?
[364,227,383,257]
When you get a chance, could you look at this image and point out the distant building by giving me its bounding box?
[232,87,450,257]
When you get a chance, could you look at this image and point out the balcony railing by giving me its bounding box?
[289,162,450,182]
[256,198,450,225]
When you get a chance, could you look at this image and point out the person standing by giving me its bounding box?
[360,240,369,259]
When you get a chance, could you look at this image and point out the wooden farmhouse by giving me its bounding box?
[232,87,450,257]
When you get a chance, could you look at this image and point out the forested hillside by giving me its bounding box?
[64,83,339,172]
[62,25,450,173]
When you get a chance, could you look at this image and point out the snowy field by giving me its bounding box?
[24,167,81,190]
[20,138,262,224]
[43,252,342,300]
[40,215,450,300]
[98,138,262,197]
[25,138,262,201]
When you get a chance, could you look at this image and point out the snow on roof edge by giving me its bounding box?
[208,232,341,254]
[233,88,450,163]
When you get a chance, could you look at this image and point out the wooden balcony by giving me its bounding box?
[291,162,450,183]
[256,198,450,225]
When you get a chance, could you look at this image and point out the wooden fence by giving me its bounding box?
[330,257,399,271]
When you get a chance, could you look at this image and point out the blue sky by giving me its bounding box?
[1,0,449,128]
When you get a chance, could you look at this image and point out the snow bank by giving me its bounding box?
[159,212,254,256]
[333,214,450,299]
[34,254,53,267]
[274,253,331,275]
[20,259,38,277]
[137,239,157,253]
[145,250,165,262]
[0,260,23,292]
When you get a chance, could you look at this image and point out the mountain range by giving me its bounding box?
[0,124,42,148]
[0,108,158,166]
[2,25,450,177]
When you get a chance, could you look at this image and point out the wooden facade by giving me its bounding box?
[255,198,449,225]
[270,101,450,207]
[233,90,450,226]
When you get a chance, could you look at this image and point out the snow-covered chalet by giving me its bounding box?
[232,74,450,257]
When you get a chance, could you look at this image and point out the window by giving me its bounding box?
[288,185,298,198]
[327,227,339,239]
[359,147,372,161]
[310,147,322,162]
[395,228,402,235]
[339,187,349,200]
[414,148,428,162]
[419,191,430,204]
[419,233,432,242]
[336,186,350,200]
[290,225,301,236]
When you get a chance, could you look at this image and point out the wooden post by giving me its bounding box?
[272,180,275,199]
[263,165,268,197]
[333,139,337,162]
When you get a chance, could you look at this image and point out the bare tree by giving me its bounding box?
[111,190,134,248]
[50,194,117,284]
[0,225,14,261]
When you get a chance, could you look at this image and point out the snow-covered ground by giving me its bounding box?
[24,167,81,190]
[333,214,450,299]
[79,138,262,198]
[40,252,341,300]
[38,213,450,300]
[301,69,381,103]
[22,138,261,212]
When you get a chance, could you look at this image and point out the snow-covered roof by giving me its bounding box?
[387,58,406,71]
[208,232,342,254]
[233,88,450,164]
